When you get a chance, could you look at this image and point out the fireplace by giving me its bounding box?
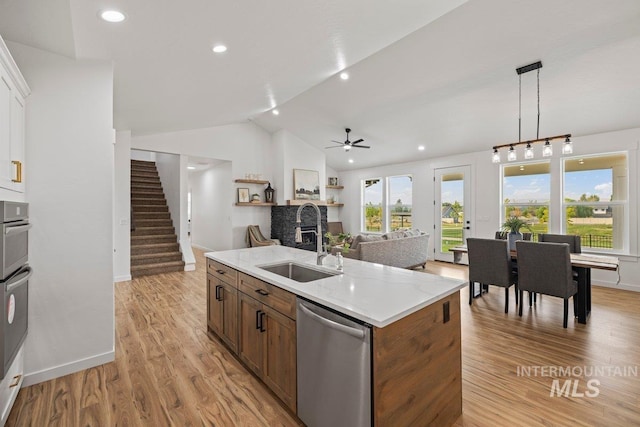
[271,205,327,251]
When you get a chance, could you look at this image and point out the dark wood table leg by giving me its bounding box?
[575,267,591,324]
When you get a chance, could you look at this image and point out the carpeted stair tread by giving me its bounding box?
[131,234,177,244]
[131,205,169,212]
[131,243,180,255]
[134,212,171,220]
[131,198,167,205]
[134,219,173,227]
[131,252,183,265]
[131,261,185,277]
[131,226,175,236]
[131,191,165,199]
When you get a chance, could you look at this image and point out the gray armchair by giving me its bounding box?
[466,238,518,313]
[516,241,578,328]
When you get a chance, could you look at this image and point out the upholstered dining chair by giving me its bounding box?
[538,233,581,253]
[516,241,578,328]
[466,238,518,313]
[246,225,281,247]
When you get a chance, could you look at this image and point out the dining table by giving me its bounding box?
[449,245,619,324]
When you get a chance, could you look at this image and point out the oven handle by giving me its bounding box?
[5,223,32,235]
[6,267,32,292]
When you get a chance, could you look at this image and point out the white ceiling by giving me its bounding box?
[2,0,640,171]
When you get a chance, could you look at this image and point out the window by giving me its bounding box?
[502,162,550,237]
[362,175,413,232]
[363,178,383,232]
[388,175,413,231]
[563,153,627,251]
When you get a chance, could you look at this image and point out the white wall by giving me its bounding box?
[155,152,181,235]
[130,149,155,162]
[8,41,115,385]
[272,129,327,205]
[339,127,640,291]
[189,161,233,251]
[114,130,131,282]
[131,122,273,248]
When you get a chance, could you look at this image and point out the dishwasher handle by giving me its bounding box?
[299,303,365,339]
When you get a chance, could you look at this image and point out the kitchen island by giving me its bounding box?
[205,245,466,426]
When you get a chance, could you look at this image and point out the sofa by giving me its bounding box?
[343,230,430,269]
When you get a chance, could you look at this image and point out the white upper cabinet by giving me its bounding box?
[0,36,30,193]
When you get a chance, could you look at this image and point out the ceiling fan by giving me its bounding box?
[325,128,370,151]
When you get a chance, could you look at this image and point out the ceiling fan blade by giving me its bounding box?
[325,145,345,149]
[352,145,370,149]
[351,139,364,144]
[330,140,344,144]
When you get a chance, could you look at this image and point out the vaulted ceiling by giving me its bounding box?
[2,0,640,170]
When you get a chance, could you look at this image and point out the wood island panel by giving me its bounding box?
[373,292,461,427]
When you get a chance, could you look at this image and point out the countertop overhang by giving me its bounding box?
[206,246,465,328]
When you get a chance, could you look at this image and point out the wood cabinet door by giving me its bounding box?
[220,281,238,353]
[207,276,223,336]
[262,305,297,413]
[238,293,264,377]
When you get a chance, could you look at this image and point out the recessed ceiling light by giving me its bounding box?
[348,159,354,164]
[340,72,349,80]
[100,10,126,23]
[272,109,279,115]
[418,145,425,151]
[212,45,227,53]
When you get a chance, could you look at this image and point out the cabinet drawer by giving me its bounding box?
[1,344,24,426]
[238,272,296,320]
[207,259,238,287]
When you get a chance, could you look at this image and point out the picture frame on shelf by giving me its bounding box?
[238,188,250,203]
[328,177,338,186]
[294,169,320,200]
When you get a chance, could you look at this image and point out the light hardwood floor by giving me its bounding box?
[7,250,640,426]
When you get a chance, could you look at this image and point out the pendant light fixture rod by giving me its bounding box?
[492,134,571,151]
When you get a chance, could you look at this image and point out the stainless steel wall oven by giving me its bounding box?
[0,202,31,380]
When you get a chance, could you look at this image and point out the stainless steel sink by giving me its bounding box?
[259,262,341,282]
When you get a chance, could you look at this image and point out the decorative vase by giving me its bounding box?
[507,232,523,251]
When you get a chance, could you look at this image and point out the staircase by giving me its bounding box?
[130,160,185,277]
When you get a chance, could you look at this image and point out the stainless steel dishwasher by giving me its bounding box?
[296,297,372,427]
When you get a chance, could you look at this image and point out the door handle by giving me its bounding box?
[255,289,269,297]
[259,312,266,332]
[9,374,21,388]
[216,269,225,275]
[464,226,470,230]
[215,285,222,301]
[256,310,262,330]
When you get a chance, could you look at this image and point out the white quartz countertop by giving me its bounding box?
[205,246,466,328]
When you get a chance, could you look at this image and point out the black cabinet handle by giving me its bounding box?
[259,312,266,332]
[215,285,222,301]
[255,289,269,296]
[216,269,225,275]
[256,310,262,330]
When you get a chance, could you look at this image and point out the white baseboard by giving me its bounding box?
[22,350,115,387]
[114,274,132,282]
[190,243,216,252]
